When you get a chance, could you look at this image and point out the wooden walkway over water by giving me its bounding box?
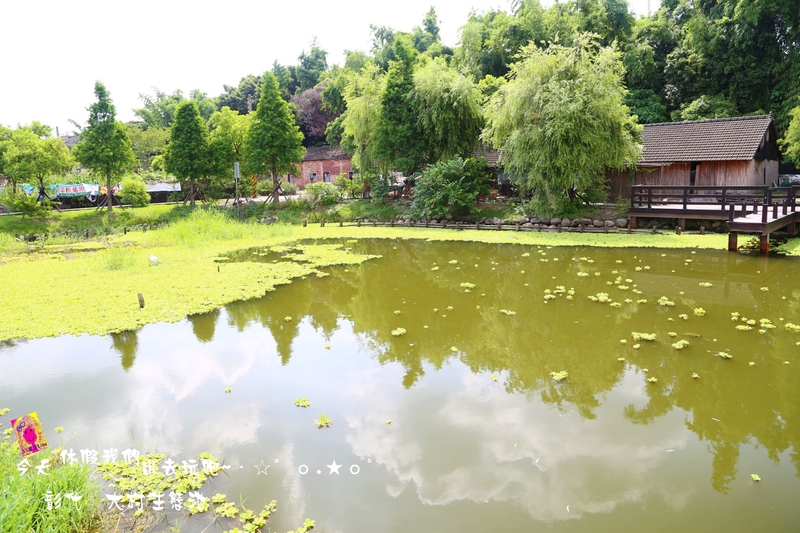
[630,185,799,254]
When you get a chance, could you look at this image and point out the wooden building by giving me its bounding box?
[609,115,780,199]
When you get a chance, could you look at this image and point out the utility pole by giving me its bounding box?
[247,94,253,113]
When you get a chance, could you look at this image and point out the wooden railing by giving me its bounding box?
[631,185,799,220]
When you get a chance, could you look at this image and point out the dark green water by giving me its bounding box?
[2,239,800,532]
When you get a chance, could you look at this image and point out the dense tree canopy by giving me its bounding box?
[1,128,73,194]
[484,35,642,215]
[134,88,215,129]
[73,82,137,212]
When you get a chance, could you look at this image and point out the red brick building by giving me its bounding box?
[286,146,352,189]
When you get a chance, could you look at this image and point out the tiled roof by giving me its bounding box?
[303,145,351,162]
[474,144,501,167]
[641,115,775,163]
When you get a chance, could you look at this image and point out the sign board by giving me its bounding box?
[234,162,240,180]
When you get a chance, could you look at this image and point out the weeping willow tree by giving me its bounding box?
[483,34,642,216]
[339,63,386,172]
[410,57,484,163]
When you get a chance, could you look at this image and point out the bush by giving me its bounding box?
[409,157,490,219]
[302,182,341,207]
[333,174,363,199]
[282,181,298,195]
[118,177,151,207]
[0,188,52,218]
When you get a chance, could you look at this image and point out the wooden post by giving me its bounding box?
[791,187,797,212]
[700,226,705,235]
[760,233,769,255]
[783,198,788,216]
[729,204,735,222]
[762,201,768,223]
[137,294,145,309]
[630,217,637,229]
[647,187,652,209]
[303,220,307,227]
[754,199,759,214]
[678,218,686,231]
[425,219,429,228]
[339,220,343,227]
[682,188,688,210]
[457,221,461,230]
[475,222,479,230]
[676,226,682,235]
[728,232,738,252]
[773,202,778,219]
[124,227,127,235]
[357,220,361,227]
[721,188,726,210]
[741,200,746,217]
[516,222,520,232]
[496,223,501,231]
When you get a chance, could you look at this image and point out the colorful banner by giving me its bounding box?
[55,183,100,198]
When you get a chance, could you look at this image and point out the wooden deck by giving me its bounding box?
[629,185,799,254]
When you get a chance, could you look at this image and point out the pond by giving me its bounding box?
[3,239,800,532]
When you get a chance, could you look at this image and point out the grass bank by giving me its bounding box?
[5,204,795,342]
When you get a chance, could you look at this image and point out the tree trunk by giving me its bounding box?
[190,180,196,206]
[107,176,113,212]
[272,168,280,205]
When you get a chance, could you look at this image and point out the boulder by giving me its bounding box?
[522,222,533,228]
[561,218,571,226]
[529,217,540,224]
[604,220,615,228]
[550,218,561,226]
[520,217,530,224]
[615,218,628,228]
[592,220,604,227]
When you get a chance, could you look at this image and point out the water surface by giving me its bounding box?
[2,239,800,532]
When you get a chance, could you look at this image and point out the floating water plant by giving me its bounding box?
[491,374,499,382]
[693,308,706,316]
[760,287,769,292]
[450,346,458,352]
[699,282,713,288]
[668,332,678,337]
[448,260,458,264]
[284,316,292,322]
[446,306,454,311]
[620,339,627,344]
[647,377,658,383]
[295,398,310,408]
[499,309,517,316]
[577,272,589,277]
[692,373,700,379]
[631,332,657,342]
[617,357,626,362]
[717,352,733,359]
[736,325,753,331]
[610,302,622,307]
[522,253,530,257]
[325,343,331,350]
[54,426,64,433]
[386,419,392,424]
[394,310,401,315]
[224,387,232,393]
[637,299,648,304]
[635,266,642,271]
[672,340,690,350]
[431,266,439,271]
[751,474,761,481]
[550,371,568,382]
[460,282,476,289]
[749,362,755,366]
[679,314,689,320]
[315,414,332,428]
[633,344,641,349]
[658,296,675,307]
[785,323,800,332]
[391,328,407,336]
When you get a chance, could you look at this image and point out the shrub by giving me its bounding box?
[118,177,151,207]
[409,156,490,219]
[0,188,52,218]
[282,181,298,195]
[302,182,341,207]
[334,174,363,199]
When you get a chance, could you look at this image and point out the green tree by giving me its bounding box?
[218,74,263,114]
[337,64,385,171]
[483,35,642,215]
[1,128,73,197]
[409,156,490,219]
[410,58,484,163]
[672,94,739,122]
[374,35,426,175]
[164,101,211,205]
[134,88,216,129]
[242,72,305,204]
[295,43,328,93]
[208,106,251,180]
[126,123,169,169]
[780,103,800,163]
[73,82,136,212]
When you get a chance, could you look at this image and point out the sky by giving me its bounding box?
[1,0,653,136]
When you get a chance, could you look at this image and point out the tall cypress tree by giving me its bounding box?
[243,72,305,204]
[73,82,136,212]
[374,35,426,175]
[164,101,211,205]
